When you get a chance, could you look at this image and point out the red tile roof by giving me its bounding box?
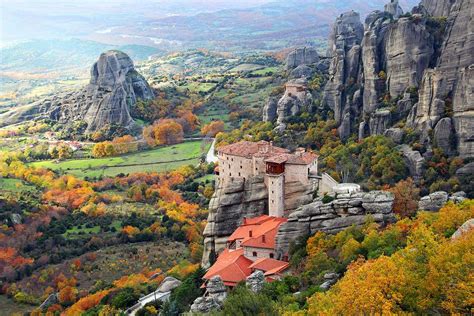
[249,258,290,273]
[264,152,318,165]
[203,248,253,286]
[228,215,287,250]
[217,141,289,158]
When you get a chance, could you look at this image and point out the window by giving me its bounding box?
[272,190,274,194]
[271,200,274,204]
[269,253,274,259]
[240,165,242,169]
[252,251,257,257]
[238,172,241,176]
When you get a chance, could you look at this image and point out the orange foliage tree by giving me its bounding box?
[143,119,184,147]
[201,120,225,137]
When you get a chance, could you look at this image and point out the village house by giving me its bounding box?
[216,140,318,217]
[203,215,289,287]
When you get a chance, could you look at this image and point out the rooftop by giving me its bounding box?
[217,141,318,165]
[249,258,289,274]
[217,140,289,159]
[228,215,287,250]
[203,248,253,286]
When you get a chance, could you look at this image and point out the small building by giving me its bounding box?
[203,215,289,288]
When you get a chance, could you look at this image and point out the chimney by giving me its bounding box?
[243,217,247,225]
[295,147,305,157]
[249,230,253,237]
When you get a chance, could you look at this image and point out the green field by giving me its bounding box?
[0,178,36,193]
[30,140,211,178]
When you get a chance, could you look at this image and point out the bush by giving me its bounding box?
[219,285,278,316]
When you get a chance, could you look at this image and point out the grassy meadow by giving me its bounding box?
[29,140,210,178]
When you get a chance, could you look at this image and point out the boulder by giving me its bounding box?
[418,191,449,211]
[451,218,474,239]
[190,296,222,313]
[456,162,474,176]
[157,276,181,293]
[449,191,467,203]
[246,271,265,293]
[369,109,391,135]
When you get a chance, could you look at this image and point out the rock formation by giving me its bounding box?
[275,190,396,256]
[190,276,227,313]
[275,79,313,130]
[202,176,268,268]
[418,191,449,211]
[157,276,182,293]
[451,218,474,239]
[399,145,425,182]
[321,11,364,139]
[317,0,474,159]
[246,271,265,293]
[385,0,404,18]
[0,51,154,135]
[319,272,340,290]
[286,47,319,70]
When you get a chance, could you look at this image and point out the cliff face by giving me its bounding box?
[320,0,473,159]
[0,50,154,135]
[201,175,313,268]
[275,190,396,256]
[322,11,364,140]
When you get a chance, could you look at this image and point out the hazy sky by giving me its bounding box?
[0,0,274,43]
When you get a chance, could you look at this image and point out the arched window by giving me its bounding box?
[252,251,257,257]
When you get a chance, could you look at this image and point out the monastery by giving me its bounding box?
[203,140,339,289]
[216,140,319,217]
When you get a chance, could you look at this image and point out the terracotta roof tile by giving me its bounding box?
[217,141,289,158]
[203,248,253,285]
[249,258,289,273]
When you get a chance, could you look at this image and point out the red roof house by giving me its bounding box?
[203,215,290,288]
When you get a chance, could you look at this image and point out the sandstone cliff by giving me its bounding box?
[318,0,473,159]
[0,50,154,135]
[275,190,396,256]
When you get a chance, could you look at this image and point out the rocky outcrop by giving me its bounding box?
[286,47,319,70]
[399,144,425,182]
[322,11,364,139]
[157,276,182,293]
[451,218,474,239]
[384,0,404,18]
[263,97,278,122]
[407,0,474,157]
[246,271,265,293]
[320,272,340,290]
[421,0,454,16]
[433,117,455,155]
[418,191,449,211]
[190,276,227,313]
[384,16,434,98]
[369,109,391,135]
[0,51,154,135]
[452,65,474,158]
[202,176,268,268]
[275,79,313,130]
[384,127,405,143]
[275,190,396,256]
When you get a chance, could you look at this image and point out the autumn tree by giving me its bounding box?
[143,119,184,147]
[388,177,420,218]
[201,120,225,137]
